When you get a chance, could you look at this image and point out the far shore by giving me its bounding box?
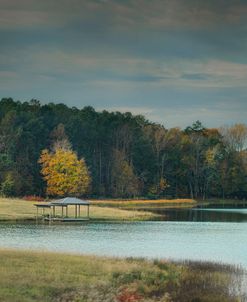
[0,197,161,222]
[0,197,245,222]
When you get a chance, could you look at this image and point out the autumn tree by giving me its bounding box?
[1,98,247,200]
[50,123,71,151]
[182,122,222,199]
[111,149,139,198]
[39,146,91,197]
[148,177,170,198]
[219,124,247,152]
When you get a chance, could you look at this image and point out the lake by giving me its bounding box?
[0,207,247,269]
[150,206,247,222]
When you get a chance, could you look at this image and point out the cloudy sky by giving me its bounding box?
[0,0,247,128]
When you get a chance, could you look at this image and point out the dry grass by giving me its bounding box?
[0,198,157,221]
[91,198,196,209]
[86,206,155,220]
[0,249,244,302]
[0,197,38,220]
[93,198,195,204]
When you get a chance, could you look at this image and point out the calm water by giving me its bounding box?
[152,207,247,222]
[0,207,247,269]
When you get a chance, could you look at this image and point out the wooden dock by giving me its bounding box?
[44,217,90,222]
[35,197,91,222]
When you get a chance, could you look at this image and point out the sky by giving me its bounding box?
[0,0,247,128]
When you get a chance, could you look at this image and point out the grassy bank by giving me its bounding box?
[0,249,244,302]
[0,198,157,222]
[199,198,247,207]
[92,198,196,209]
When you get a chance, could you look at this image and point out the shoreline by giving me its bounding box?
[1,197,246,222]
[0,248,245,302]
[0,197,161,222]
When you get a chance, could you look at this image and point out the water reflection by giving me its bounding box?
[1,205,247,296]
[150,206,247,222]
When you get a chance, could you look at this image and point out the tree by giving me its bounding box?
[185,120,205,134]
[148,177,169,198]
[50,123,71,151]
[39,147,91,197]
[1,174,15,197]
[219,124,247,152]
[111,149,140,198]
[1,98,247,200]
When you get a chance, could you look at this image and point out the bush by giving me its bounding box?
[23,195,44,202]
[0,174,15,197]
[116,289,143,302]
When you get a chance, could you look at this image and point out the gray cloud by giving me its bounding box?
[1,0,247,30]
[0,0,247,127]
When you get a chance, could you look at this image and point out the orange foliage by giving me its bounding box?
[23,195,44,202]
[116,289,143,302]
[39,148,90,197]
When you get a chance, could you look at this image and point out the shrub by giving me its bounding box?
[0,174,15,197]
[23,195,44,202]
[116,289,143,302]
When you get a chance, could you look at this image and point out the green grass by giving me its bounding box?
[0,249,244,302]
[0,198,158,221]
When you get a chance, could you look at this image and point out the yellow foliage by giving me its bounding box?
[39,148,90,196]
[159,177,169,191]
[149,177,169,195]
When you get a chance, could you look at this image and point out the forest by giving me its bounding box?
[0,98,246,200]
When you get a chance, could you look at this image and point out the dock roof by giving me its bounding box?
[50,197,90,206]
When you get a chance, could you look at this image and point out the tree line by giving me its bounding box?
[0,98,246,200]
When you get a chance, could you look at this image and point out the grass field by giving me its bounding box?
[91,198,196,209]
[0,249,243,302]
[0,198,157,221]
